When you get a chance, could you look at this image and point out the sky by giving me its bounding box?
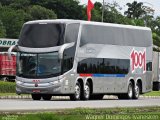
[80,0,160,17]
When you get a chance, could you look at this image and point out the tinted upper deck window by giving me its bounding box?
[18,23,66,48]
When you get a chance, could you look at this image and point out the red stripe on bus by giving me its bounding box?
[79,74,93,77]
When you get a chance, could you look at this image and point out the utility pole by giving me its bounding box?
[102,0,105,22]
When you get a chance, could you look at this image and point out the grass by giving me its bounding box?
[0,93,17,96]
[0,107,160,120]
[142,91,160,96]
[0,81,16,93]
[0,93,30,96]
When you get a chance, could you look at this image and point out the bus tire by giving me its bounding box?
[70,82,81,101]
[126,81,133,99]
[118,81,133,99]
[31,94,41,100]
[133,82,140,99]
[42,95,52,100]
[82,81,90,100]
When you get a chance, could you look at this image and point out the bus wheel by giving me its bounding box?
[133,82,140,99]
[70,82,81,101]
[126,81,133,99]
[31,94,41,100]
[118,81,133,99]
[82,81,90,100]
[42,95,52,100]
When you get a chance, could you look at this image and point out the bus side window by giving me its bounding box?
[62,46,75,73]
[146,62,152,71]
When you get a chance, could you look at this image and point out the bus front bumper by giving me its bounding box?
[16,81,63,95]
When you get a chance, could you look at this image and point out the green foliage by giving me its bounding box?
[154,17,160,35]
[91,2,102,22]
[91,1,145,26]
[0,0,13,6]
[0,6,25,38]
[143,91,160,96]
[125,1,146,19]
[130,19,144,26]
[9,0,30,9]
[153,32,160,51]
[28,5,57,20]
[0,81,16,93]
[30,0,84,19]
[0,107,160,120]
[0,0,159,48]
[0,20,6,37]
[0,1,58,38]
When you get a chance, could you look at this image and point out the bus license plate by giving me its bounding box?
[33,90,41,93]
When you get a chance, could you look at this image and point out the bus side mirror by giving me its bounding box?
[8,45,17,60]
[58,42,75,59]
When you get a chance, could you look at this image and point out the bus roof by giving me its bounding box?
[25,19,151,31]
[22,19,152,48]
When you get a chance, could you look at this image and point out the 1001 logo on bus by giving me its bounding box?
[130,49,146,73]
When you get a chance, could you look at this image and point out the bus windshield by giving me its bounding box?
[17,52,61,78]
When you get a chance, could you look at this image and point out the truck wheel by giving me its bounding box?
[133,82,140,99]
[2,77,9,82]
[42,95,52,100]
[70,82,81,101]
[82,81,90,100]
[31,94,41,100]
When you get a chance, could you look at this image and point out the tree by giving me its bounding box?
[90,1,145,26]
[9,0,30,9]
[153,32,160,51]
[154,17,160,35]
[28,5,57,20]
[91,2,102,22]
[153,17,160,50]
[91,2,125,23]
[0,7,25,38]
[103,2,127,24]
[30,0,85,19]
[0,0,13,6]
[0,20,6,37]
[125,1,146,19]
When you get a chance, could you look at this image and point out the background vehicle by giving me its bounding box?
[152,51,160,91]
[9,19,153,100]
[0,38,17,81]
[0,52,16,81]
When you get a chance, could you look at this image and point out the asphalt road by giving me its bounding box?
[0,97,160,112]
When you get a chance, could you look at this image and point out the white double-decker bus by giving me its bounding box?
[9,19,153,100]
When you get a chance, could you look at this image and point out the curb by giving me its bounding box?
[140,95,160,99]
[0,95,160,99]
[0,95,31,99]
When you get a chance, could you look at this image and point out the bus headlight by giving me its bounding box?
[16,80,23,85]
